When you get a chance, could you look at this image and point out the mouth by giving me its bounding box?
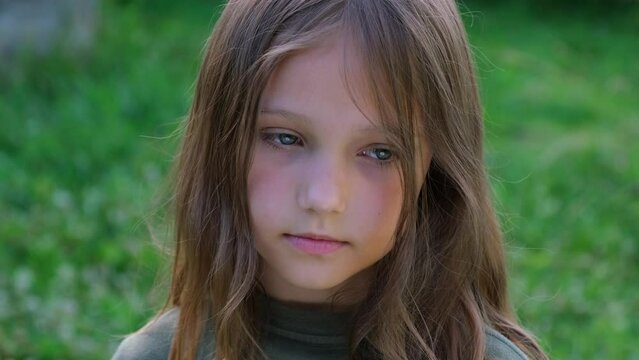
[284,233,348,255]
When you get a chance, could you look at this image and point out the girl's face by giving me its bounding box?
[248,33,428,305]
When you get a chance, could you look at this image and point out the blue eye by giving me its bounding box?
[277,133,299,145]
[361,147,395,168]
[363,148,393,161]
[261,132,302,147]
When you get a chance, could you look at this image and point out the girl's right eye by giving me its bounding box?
[260,132,303,148]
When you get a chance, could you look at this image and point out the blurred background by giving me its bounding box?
[0,0,637,358]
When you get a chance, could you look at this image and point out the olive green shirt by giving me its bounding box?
[112,292,528,360]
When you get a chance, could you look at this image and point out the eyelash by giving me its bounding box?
[260,132,395,167]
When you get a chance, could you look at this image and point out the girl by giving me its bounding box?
[113,0,547,359]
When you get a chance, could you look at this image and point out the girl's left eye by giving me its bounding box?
[361,147,394,166]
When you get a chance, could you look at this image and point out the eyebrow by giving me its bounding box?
[260,109,311,126]
[259,109,384,134]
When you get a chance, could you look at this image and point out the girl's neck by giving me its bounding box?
[257,266,374,310]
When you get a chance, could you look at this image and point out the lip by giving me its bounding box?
[284,233,348,255]
[289,232,344,242]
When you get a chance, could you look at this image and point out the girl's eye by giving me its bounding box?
[261,132,302,147]
[361,147,394,165]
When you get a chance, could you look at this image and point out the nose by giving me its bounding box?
[297,153,348,215]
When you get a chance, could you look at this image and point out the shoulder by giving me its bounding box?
[111,308,180,360]
[484,327,529,360]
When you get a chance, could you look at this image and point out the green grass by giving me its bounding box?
[1,1,637,359]
[465,3,639,359]
[1,1,222,358]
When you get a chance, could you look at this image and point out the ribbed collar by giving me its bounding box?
[255,290,357,345]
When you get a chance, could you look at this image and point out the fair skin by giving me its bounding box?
[247,32,429,308]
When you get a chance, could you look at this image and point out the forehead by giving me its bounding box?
[260,31,381,131]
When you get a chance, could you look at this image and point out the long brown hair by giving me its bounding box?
[162,0,547,359]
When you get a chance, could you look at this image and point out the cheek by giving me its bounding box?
[247,152,293,228]
[351,168,403,240]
